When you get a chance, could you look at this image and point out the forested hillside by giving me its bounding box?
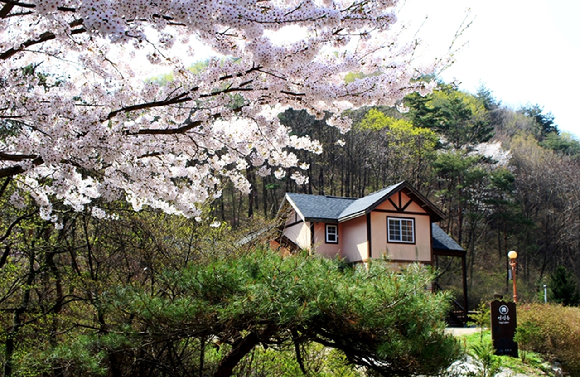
[210,82,580,308]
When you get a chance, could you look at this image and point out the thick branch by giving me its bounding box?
[130,105,242,136]
[0,1,32,9]
[107,93,193,120]
[0,211,37,244]
[0,156,43,178]
[291,329,307,375]
[0,1,75,12]
[107,66,260,120]
[214,324,277,377]
[0,152,38,162]
[0,3,14,18]
[0,26,86,60]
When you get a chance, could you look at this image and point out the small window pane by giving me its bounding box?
[326,224,338,243]
[388,218,414,243]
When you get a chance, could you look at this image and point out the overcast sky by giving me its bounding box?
[398,0,580,138]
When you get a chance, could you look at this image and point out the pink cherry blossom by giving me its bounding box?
[0,0,442,219]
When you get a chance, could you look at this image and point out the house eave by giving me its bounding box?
[282,193,306,222]
[304,217,338,223]
[338,211,365,223]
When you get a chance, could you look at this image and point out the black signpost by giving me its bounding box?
[490,300,518,357]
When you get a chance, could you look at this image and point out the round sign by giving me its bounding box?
[499,305,509,315]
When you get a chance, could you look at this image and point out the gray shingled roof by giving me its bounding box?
[285,193,356,222]
[431,224,464,252]
[339,182,404,221]
[283,181,444,223]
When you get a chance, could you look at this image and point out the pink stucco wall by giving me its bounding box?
[341,216,368,262]
[312,222,342,258]
[370,191,431,262]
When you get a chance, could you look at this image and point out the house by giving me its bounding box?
[276,181,468,325]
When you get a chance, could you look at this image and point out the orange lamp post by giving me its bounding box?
[508,250,518,303]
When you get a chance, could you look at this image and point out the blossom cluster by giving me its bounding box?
[0,0,442,219]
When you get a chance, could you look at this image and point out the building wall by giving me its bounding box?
[283,210,310,250]
[370,191,432,262]
[341,216,368,262]
[312,222,342,258]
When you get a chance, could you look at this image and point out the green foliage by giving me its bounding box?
[105,249,460,376]
[518,303,580,375]
[458,330,549,377]
[469,338,501,377]
[358,109,438,157]
[514,321,543,363]
[549,266,580,306]
[148,60,210,85]
[539,132,580,157]
[468,302,491,343]
[405,83,494,149]
[235,343,362,377]
[344,72,365,83]
[520,104,558,139]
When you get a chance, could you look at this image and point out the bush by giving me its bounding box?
[517,303,580,374]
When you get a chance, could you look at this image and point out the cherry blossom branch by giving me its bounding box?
[0,156,43,178]
[0,152,38,162]
[0,25,86,60]
[0,3,13,18]
[107,67,262,120]
[0,1,75,12]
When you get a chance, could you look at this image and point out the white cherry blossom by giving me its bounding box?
[0,0,442,218]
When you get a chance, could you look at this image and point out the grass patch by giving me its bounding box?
[455,329,554,376]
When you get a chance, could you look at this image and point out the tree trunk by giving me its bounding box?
[4,249,35,377]
[214,324,277,377]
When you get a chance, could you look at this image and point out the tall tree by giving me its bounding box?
[550,266,580,306]
[406,83,494,149]
[520,104,558,139]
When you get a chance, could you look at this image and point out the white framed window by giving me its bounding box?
[325,224,338,243]
[387,217,415,243]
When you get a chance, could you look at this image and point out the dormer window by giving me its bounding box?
[325,224,338,243]
[388,217,415,243]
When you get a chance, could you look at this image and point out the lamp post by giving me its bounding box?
[508,251,518,303]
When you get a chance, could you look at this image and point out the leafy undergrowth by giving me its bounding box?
[517,304,580,375]
[455,330,555,376]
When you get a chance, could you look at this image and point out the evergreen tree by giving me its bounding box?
[550,266,580,306]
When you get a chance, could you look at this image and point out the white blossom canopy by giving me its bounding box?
[0,0,439,220]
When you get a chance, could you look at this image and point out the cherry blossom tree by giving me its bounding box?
[0,0,439,221]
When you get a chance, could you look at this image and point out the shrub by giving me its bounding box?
[517,303,580,374]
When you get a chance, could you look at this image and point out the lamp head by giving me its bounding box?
[508,250,518,260]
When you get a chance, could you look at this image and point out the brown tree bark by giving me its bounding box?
[214,324,277,377]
